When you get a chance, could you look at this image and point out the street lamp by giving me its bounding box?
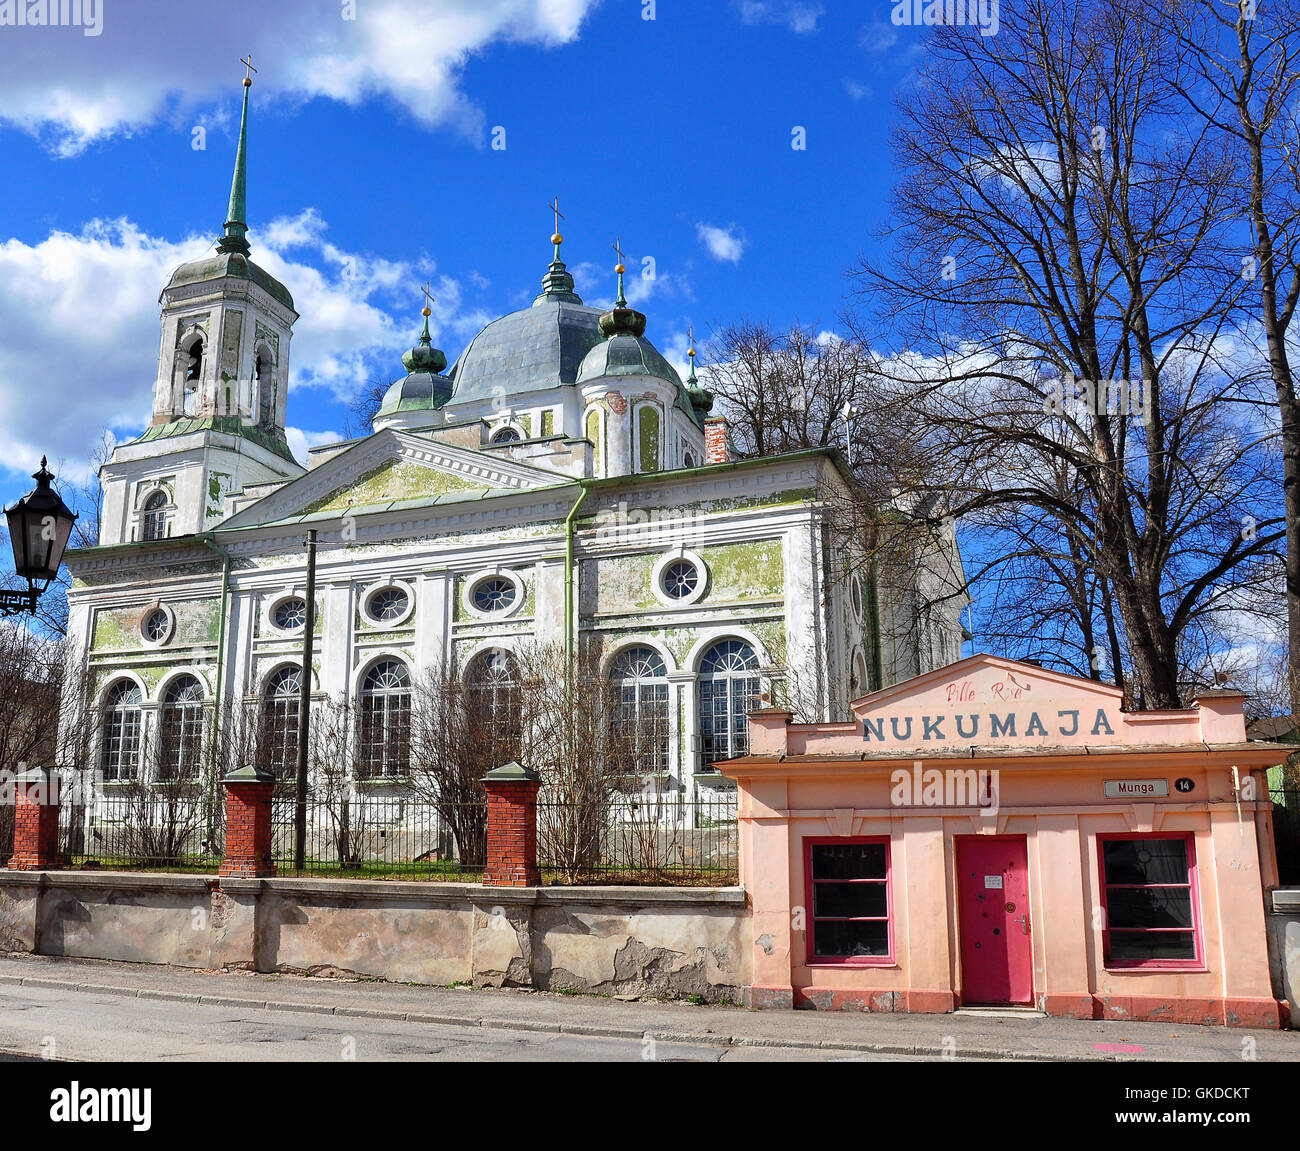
[2,456,78,618]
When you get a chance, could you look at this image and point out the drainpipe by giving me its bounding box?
[198,533,231,724]
[563,483,589,676]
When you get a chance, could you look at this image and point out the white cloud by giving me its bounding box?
[0,212,478,484]
[0,0,599,155]
[733,1,823,33]
[843,78,872,101]
[286,426,342,467]
[696,222,747,264]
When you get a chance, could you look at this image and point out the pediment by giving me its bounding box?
[217,429,563,529]
[849,653,1143,750]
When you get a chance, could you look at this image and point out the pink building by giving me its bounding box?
[723,654,1288,1028]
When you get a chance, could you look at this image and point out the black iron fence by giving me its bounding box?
[31,782,739,885]
[1272,788,1300,886]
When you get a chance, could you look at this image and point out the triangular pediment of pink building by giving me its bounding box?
[836,653,1245,750]
[850,653,1123,718]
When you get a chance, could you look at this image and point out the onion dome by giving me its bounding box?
[685,331,714,414]
[597,238,647,338]
[376,302,451,420]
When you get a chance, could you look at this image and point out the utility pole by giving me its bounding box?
[294,529,317,871]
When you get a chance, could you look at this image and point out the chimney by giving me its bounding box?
[704,415,731,465]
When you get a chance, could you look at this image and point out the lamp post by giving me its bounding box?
[2,457,77,618]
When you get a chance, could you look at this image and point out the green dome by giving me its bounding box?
[577,332,679,385]
[378,370,452,417]
[165,252,295,312]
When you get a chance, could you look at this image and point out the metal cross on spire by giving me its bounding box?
[240,53,258,86]
[547,196,564,236]
[612,236,627,306]
[421,280,435,315]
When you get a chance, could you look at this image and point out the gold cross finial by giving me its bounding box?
[240,54,258,87]
[547,196,564,246]
[421,280,434,317]
[687,324,696,358]
[612,235,626,273]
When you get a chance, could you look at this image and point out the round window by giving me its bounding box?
[472,576,517,613]
[661,559,700,600]
[273,596,307,631]
[142,607,171,644]
[367,586,410,624]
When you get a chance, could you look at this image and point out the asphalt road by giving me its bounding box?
[0,982,923,1062]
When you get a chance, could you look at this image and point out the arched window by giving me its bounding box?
[141,492,168,542]
[262,666,301,778]
[183,335,204,382]
[180,334,205,417]
[490,425,522,444]
[610,646,669,778]
[466,649,520,725]
[256,346,275,425]
[100,680,143,781]
[698,639,760,767]
[636,404,661,473]
[357,659,411,779]
[465,648,522,765]
[159,675,204,780]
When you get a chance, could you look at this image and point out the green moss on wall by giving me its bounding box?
[306,459,482,514]
[698,540,784,601]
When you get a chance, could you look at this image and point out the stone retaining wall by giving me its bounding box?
[0,872,750,1004]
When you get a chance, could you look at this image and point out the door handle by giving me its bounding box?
[1017,913,1029,935]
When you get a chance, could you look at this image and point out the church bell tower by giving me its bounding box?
[98,60,305,548]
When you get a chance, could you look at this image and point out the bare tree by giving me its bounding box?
[850,0,1283,707]
[1167,0,1300,717]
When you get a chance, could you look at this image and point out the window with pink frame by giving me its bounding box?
[1099,833,1202,968]
[804,837,893,964]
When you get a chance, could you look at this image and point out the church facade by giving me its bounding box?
[61,81,967,814]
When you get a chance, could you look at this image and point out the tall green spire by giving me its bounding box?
[216,60,255,257]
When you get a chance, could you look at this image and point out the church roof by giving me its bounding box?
[445,296,606,404]
[576,332,681,386]
[131,415,297,464]
[164,252,294,312]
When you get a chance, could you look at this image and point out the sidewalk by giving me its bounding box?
[0,952,1295,1061]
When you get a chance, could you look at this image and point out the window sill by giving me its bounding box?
[1103,962,1207,973]
[804,959,899,969]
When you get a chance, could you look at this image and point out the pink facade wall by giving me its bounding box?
[729,655,1287,1028]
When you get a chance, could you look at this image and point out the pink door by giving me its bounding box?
[957,836,1033,1005]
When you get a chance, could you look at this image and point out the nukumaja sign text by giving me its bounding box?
[861,674,1121,748]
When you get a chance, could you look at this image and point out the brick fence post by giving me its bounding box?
[219,765,275,879]
[7,765,62,870]
[482,761,541,887]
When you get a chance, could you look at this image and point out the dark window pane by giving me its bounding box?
[1107,931,1196,962]
[811,842,887,880]
[1106,887,1193,930]
[813,881,887,919]
[812,919,889,958]
[1103,838,1189,886]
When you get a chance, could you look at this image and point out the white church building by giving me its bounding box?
[62,80,967,818]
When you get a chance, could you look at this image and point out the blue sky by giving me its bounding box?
[0,1,920,505]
